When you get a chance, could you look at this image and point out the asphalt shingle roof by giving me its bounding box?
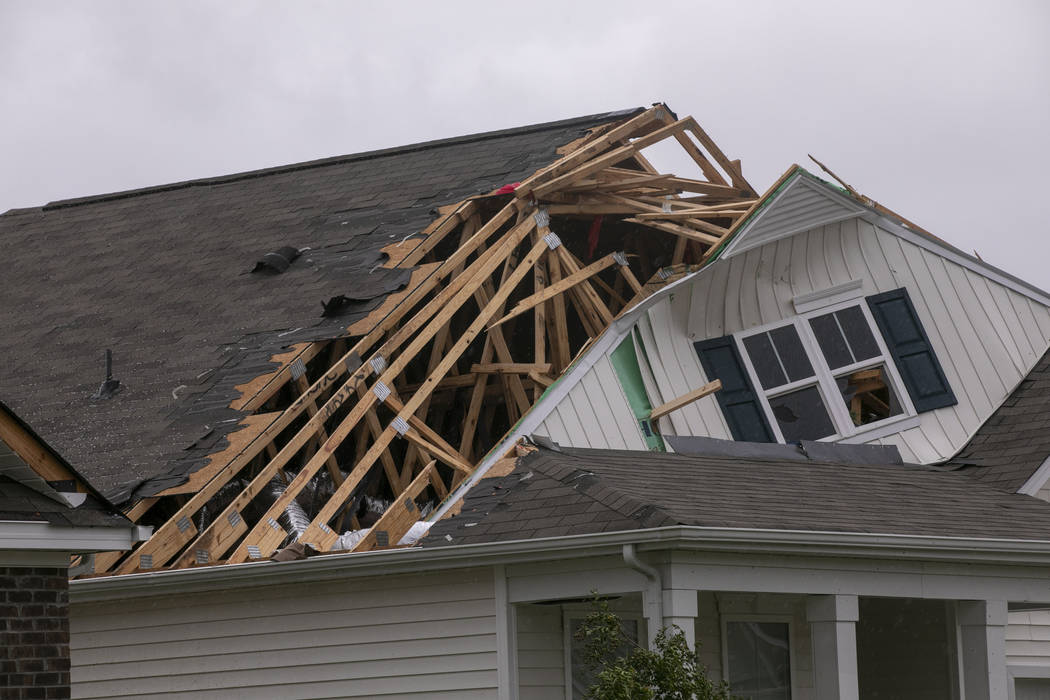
[0,109,640,502]
[948,347,1050,492]
[426,445,1050,547]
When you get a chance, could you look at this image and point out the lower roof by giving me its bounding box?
[426,444,1050,547]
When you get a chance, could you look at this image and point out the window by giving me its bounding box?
[695,286,955,444]
[724,620,792,699]
[565,613,641,700]
[736,301,911,442]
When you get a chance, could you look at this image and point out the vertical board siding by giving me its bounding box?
[533,216,1050,460]
[516,604,565,700]
[532,355,647,451]
[656,217,1050,463]
[70,568,498,699]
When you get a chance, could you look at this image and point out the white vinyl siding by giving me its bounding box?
[70,568,498,699]
[1008,610,1050,673]
[532,354,648,451]
[516,604,566,700]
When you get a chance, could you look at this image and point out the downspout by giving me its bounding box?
[622,543,662,647]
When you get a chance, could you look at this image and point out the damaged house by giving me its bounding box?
[3,104,1050,698]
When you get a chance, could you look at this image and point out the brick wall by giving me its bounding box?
[0,566,70,699]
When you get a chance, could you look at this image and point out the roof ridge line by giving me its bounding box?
[35,107,647,213]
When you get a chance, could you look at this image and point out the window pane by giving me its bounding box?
[570,617,639,700]
[809,313,853,369]
[769,325,814,382]
[836,306,880,362]
[727,621,791,700]
[769,386,835,442]
[743,333,788,390]
[837,366,903,427]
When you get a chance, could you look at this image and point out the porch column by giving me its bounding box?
[662,588,697,650]
[807,594,859,700]
[957,600,1007,700]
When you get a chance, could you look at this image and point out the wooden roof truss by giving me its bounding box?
[89,104,759,575]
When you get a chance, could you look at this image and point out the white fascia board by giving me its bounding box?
[71,524,1050,603]
[1018,455,1050,496]
[0,520,146,552]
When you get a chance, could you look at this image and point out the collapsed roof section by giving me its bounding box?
[54,104,765,575]
[0,108,636,503]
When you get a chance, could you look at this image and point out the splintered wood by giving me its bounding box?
[96,104,757,575]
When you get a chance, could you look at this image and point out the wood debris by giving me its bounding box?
[89,104,758,575]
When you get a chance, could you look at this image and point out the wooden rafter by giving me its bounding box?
[93,104,758,575]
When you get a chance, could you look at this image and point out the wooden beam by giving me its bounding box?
[515,106,670,198]
[531,119,692,199]
[229,215,543,561]
[0,405,79,484]
[649,380,722,421]
[291,233,552,554]
[490,253,619,329]
[623,217,724,246]
[350,462,436,552]
[470,363,553,375]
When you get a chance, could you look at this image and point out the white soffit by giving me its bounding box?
[721,173,866,259]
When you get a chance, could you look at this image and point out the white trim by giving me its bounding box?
[732,299,917,444]
[494,563,517,700]
[720,174,866,259]
[0,520,146,552]
[1018,455,1050,497]
[71,524,1050,603]
[792,279,866,314]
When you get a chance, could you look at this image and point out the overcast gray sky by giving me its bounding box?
[2,1,1048,285]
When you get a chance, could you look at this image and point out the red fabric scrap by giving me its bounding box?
[495,182,520,194]
[587,215,604,260]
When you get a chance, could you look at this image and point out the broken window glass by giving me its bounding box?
[836,365,902,426]
[768,385,835,442]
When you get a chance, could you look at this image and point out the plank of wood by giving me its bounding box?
[515,107,668,197]
[291,234,553,553]
[634,208,749,220]
[684,118,756,195]
[470,362,553,375]
[350,463,435,552]
[398,199,477,267]
[226,215,541,562]
[527,370,555,389]
[531,119,691,199]
[649,380,722,421]
[546,253,572,372]
[399,428,473,474]
[229,342,316,412]
[490,253,618,328]
[623,217,724,246]
[0,404,79,484]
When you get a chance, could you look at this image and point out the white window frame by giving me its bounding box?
[721,614,796,699]
[734,297,918,444]
[563,606,646,700]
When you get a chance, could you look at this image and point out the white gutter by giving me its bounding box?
[72,525,1050,602]
[0,520,151,552]
[623,542,662,645]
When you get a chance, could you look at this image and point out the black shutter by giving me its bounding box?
[694,336,774,442]
[867,288,957,412]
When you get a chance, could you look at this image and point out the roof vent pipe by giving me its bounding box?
[622,543,663,647]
